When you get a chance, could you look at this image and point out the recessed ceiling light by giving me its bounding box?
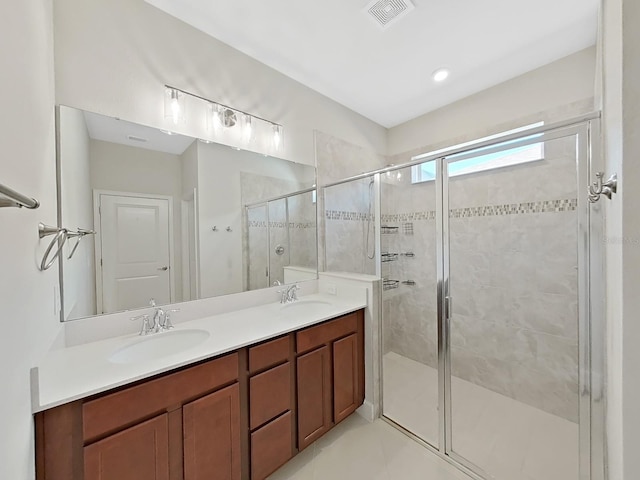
[432,68,450,82]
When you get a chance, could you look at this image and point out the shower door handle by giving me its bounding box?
[445,296,452,320]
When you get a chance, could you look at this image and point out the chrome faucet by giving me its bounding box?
[130,299,180,335]
[278,284,300,304]
[150,298,166,333]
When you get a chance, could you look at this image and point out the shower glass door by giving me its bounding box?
[246,204,269,290]
[268,198,289,286]
[444,128,587,480]
[381,164,440,448]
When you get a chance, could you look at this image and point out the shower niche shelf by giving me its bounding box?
[381,253,399,263]
[383,279,400,291]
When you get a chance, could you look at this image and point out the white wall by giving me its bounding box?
[388,47,597,157]
[601,0,640,478]
[0,1,61,479]
[58,107,96,319]
[90,139,187,303]
[53,0,387,165]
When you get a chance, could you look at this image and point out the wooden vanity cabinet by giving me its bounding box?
[35,309,365,480]
[36,352,241,480]
[296,310,365,450]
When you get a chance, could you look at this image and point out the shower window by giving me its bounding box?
[411,122,544,183]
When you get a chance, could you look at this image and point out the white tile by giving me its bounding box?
[382,352,580,480]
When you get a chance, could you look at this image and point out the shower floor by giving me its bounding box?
[383,352,579,480]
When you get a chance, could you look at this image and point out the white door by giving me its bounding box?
[98,194,172,314]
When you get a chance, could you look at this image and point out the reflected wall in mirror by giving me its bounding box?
[57,105,317,321]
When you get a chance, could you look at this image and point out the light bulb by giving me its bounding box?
[243,114,253,143]
[396,172,402,180]
[208,103,222,132]
[273,124,282,150]
[171,96,180,125]
[164,87,185,125]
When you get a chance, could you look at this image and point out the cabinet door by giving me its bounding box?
[183,384,241,480]
[84,414,169,480]
[297,345,332,450]
[333,333,360,423]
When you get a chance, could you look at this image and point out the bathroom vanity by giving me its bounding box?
[34,303,365,480]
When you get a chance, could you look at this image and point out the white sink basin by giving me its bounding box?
[109,329,210,364]
[280,299,333,312]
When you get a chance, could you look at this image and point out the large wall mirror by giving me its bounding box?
[57,105,317,322]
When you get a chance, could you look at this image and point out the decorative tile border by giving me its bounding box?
[248,220,316,229]
[325,210,372,221]
[381,211,436,222]
[333,198,577,224]
[449,198,577,218]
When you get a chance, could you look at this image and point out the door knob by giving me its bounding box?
[158,266,169,271]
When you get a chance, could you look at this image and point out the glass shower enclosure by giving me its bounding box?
[244,189,317,289]
[378,118,604,480]
[321,116,604,480]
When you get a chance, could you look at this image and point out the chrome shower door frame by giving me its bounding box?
[374,114,604,480]
[438,120,603,480]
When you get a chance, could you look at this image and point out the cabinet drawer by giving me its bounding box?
[250,362,291,430]
[249,335,290,374]
[83,353,238,443]
[250,412,293,480]
[296,312,358,354]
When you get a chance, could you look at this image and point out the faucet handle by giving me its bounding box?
[131,314,152,336]
[291,283,300,301]
[163,309,180,330]
[149,298,157,307]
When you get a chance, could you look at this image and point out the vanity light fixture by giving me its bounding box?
[164,87,186,125]
[164,85,284,152]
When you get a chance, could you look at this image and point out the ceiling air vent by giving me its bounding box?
[365,0,415,30]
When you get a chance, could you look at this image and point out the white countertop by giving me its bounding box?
[31,293,366,413]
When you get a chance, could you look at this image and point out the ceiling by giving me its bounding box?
[145,0,599,128]
[83,111,195,155]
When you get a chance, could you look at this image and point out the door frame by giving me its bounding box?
[93,190,176,315]
[374,114,605,480]
[181,187,200,302]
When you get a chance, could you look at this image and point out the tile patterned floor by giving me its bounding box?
[268,352,579,480]
[267,414,470,480]
[383,352,579,480]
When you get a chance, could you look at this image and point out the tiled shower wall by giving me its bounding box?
[382,136,580,422]
[323,178,377,275]
[242,173,317,290]
[315,131,387,275]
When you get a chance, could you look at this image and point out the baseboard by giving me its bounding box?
[356,400,375,422]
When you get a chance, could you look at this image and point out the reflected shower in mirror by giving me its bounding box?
[57,105,317,321]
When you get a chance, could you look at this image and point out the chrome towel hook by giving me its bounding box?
[66,228,97,260]
[38,223,68,271]
[588,172,617,203]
